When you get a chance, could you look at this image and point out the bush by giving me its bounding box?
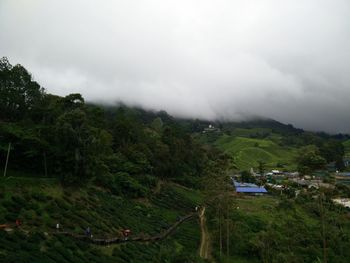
[4,212,17,221]
[98,172,147,198]
[54,198,70,210]
[277,198,295,210]
[171,175,200,188]
[135,174,157,189]
[31,192,48,202]
[26,201,40,211]
[22,209,36,221]
[2,199,21,213]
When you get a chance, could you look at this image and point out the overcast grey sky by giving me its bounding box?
[1,0,350,132]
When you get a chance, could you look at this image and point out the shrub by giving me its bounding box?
[54,198,70,210]
[98,172,147,198]
[135,174,157,189]
[22,209,36,221]
[31,192,48,202]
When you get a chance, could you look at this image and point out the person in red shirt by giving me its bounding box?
[122,229,131,240]
[15,219,21,227]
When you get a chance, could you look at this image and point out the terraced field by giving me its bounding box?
[343,139,350,158]
[0,177,204,262]
[215,135,298,171]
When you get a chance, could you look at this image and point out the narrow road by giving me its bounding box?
[199,207,210,260]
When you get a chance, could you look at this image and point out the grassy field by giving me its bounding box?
[214,134,298,171]
[343,139,350,158]
[0,176,204,262]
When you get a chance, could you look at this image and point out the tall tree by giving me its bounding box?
[296,145,326,175]
[0,57,44,121]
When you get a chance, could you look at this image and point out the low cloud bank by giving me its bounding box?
[1,0,350,132]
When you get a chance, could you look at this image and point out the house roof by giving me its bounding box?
[232,180,259,188]
[236,187,268,193]
[338,172,350,177]
[233,182,259,188]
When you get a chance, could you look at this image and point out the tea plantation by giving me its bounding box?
[0,177,205,263]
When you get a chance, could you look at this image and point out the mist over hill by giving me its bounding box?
[2,1,350,262]
[2,0,350,133]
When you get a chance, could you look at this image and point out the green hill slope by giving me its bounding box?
[344,139,350,158]
[215,135,298,171]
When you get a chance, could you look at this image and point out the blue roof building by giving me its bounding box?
[338,172,350,177]
[232,179,268,195]
[235,187,268,194]
[232,178,259,188]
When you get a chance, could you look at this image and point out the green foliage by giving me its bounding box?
[0,179,202,262]
[2,57,350,263]
[214,135,298,170]
[241,170,256,183]
[55,108,112,184]
[0,57,210,187]
[343,139,350,157]
[201,123,347,173]
[98,172,147,198]
[296,145,327,175]
[209,195,350,263]
[0,57,45,121]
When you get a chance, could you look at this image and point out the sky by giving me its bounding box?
[1,0,350,133]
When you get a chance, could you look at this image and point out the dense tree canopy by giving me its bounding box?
[0,57,44,121]
[296,145,327,175]
[0,58,212,190]
[1,58,350,263]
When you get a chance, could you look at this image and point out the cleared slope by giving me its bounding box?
[215,135,298,171]
[343,139,350,158]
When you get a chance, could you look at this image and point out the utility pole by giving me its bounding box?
[319,193,327,263]
[226,175,230,260]
[3,142,11,177]
[226,201,230,260]
[219,209,222,258]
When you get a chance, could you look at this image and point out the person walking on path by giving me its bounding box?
[85,227,92,238]
[15,219,21,228]
[56,223,60,232]
[122,229,131,241]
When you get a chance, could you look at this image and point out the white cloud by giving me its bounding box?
[1,0,350,132]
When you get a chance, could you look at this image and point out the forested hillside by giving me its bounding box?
[1,58,350,263]
[198,120,348,173]
[0,57,228,262]
[0,57,216,189]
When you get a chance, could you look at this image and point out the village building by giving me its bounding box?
[333,198,350,209]
[290,178,335,189]
[202,124,220,133]
[343,158,350,167]
[232,180,268,195]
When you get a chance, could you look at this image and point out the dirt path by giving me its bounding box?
[199,207,211,260]
[53,213,196,246]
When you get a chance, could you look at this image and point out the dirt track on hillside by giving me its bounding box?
[199,207,211,259]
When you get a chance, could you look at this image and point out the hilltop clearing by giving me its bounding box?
[215,135,298,171]
[197,120,348,173]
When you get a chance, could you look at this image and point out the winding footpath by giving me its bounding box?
[199,207,210,259]
[53,213,196,246]
[3,209,215,260]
